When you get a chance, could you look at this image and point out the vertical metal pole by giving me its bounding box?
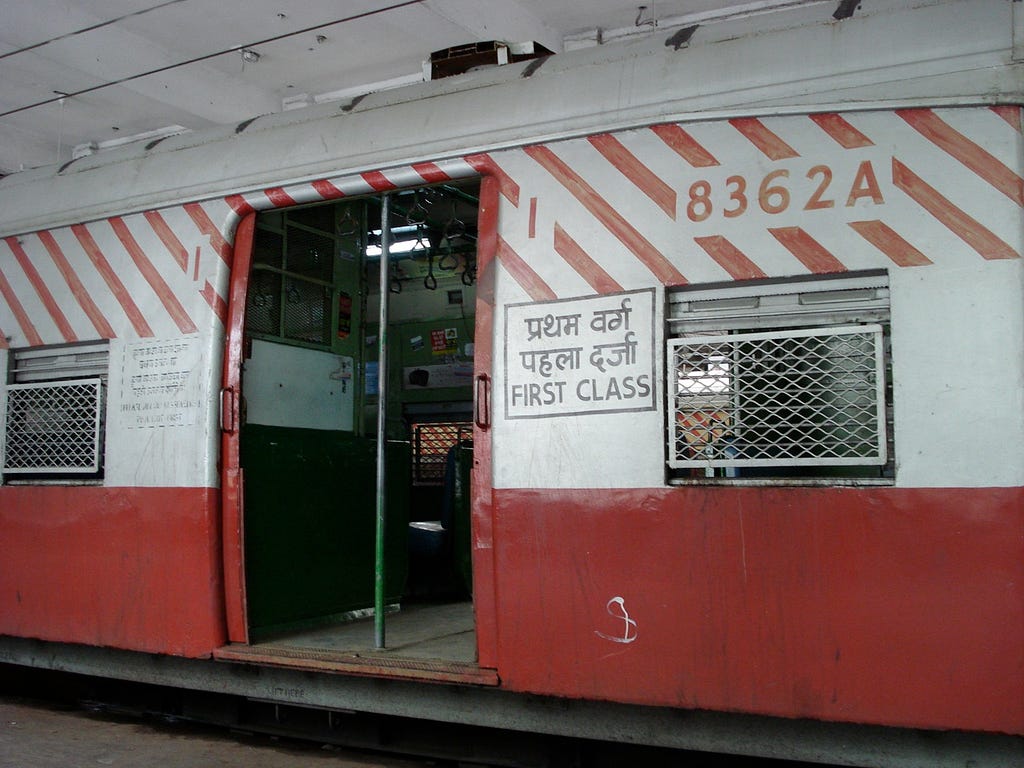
[374,194,391,650]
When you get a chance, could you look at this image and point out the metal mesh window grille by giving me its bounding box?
[3,378,104,474]
[286,228,334,282]
[669,325,886,469]
[412,421,473,486]
[247,215,336,348]
[282,278,331,345]
[246,269,282,336]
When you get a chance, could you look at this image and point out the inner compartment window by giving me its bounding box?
[246,205,336,347]
[412,420,474,486]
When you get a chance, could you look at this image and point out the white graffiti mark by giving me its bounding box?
[594,596,638,644]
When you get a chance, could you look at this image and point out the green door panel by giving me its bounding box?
[242,425,409,638]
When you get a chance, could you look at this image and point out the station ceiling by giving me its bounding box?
[0,0,830,175]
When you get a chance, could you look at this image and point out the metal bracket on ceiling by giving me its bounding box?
[833,0,859,21]
[635,6,657,28]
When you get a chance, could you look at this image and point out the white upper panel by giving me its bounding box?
[485,105,1024,489]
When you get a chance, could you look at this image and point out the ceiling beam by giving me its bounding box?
[0,2,280,127]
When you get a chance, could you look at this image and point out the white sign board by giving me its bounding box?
[119,338,204,429]
[504,288,656,419]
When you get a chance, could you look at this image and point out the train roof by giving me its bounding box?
[0,0,1019,237]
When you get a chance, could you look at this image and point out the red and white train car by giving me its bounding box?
[1,1,1021,765]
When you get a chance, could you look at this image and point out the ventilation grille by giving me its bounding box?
[669,325,886,468]
[3,378,104,474]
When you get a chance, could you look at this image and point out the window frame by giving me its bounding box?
[2,341,109,482]
[410,420,474,487]
[666,271,893,486]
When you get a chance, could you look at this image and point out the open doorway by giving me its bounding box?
[231,180,482,673]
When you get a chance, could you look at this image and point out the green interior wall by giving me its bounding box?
[242,425,409,638]
[363,318,475,426]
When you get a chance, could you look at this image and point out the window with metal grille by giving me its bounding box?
[247,207,337,347]
[411,421,473,486]
[2,342,109,479]
[667,271,892,482]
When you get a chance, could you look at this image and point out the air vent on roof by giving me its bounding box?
[427,41,554,80]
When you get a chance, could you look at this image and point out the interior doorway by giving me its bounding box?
[229,180,482,672]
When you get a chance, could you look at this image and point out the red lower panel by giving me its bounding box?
[492,486,1024,735]
[0,486,225,657]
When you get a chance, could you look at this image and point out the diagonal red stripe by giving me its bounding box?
[496,236,556,301]
[265,187,298,207]
[892,158,1020,260]
[809,113,874,149]
[768,227,847,273]
[412,162,451,184]
[848,220,932,267]
[225,195,255,217]
[202,280,228,325]
[5,236,77,342]
[729,118,799,160]
[0,329,8,348]
[37,232,116,338]
[312,179,346,200]
[525,145,686,285]
[466,154,520,206]
[553,223,623,294]
[693,235,767,280]
[185,203,232,265]
[0,264,43,346]
[143,210,189,272]
[589,133,677,219]
[991,106,1022,133]
[71,224,154,337]
[898,109,1024,207]
[109,218,197,334]
[650,124,719,167]
[362,170,397,191]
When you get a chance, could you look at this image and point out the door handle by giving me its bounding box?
[220,387,236,433]
[474,373,491,431]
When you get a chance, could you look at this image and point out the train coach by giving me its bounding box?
[0,1,1022,765]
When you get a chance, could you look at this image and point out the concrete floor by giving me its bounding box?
[0,697,425,768]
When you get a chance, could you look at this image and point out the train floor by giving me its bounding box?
[269,598,476,662]
[214,598,492,684]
